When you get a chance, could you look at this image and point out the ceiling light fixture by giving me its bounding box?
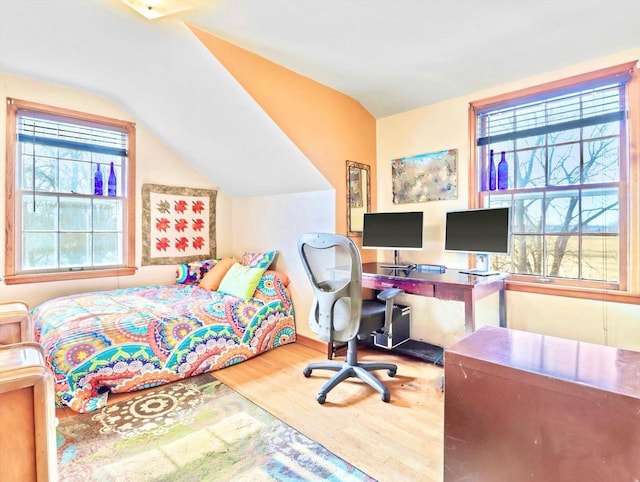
[120,0,202,20]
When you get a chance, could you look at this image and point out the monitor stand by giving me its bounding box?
[380,250,414,270]
[459,253,500,276]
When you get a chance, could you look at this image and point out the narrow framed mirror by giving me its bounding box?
[346,160,371,236]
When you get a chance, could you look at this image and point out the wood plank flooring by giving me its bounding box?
[56,342,445,482]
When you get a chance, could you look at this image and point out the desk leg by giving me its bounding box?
[499,288,506,328]
[464,292,474,335]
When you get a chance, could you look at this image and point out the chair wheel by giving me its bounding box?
[382,392,391,403]
[303,367,312,378]
[387,369,396,377]
[317,393,326,404]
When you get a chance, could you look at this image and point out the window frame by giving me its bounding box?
[4,98,137,284]
[468,62,640,300]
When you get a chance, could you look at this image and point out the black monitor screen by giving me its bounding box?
[445,207,511,254]
[362,211,424,250]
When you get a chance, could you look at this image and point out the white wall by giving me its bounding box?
[232,189,335,339]
[377,49,640,350]
[0,72,233,307]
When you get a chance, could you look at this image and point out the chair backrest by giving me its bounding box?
[298,233,363,343]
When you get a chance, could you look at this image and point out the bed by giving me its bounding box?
[32,255,295,412]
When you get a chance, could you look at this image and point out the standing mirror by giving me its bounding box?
[346,160,371,236]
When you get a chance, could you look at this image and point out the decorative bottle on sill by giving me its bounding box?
[488,149,496,191]
[497,151,508,190]
[93,163,103,195]
[108,162,117,196]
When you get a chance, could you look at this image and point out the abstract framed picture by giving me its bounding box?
[391,149,458,203]
[142,183,217,265]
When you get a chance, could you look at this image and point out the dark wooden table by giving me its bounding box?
[361,262,508,334]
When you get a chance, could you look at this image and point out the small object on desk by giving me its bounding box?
[416,264,446,274]
[459,269,501,277]
[380,263,414,270]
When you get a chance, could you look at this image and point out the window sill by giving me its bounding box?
[3,267,137,285]
[506,279,640,305]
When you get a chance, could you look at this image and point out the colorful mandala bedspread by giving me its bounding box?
[32,271,296,413]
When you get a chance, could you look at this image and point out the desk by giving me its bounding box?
[361,263,508,335]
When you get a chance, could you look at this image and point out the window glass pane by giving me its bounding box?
[512,193,543,234]
[94,233,122,265]
[550,128,580,145]
[488,140,512,155]
[515,134,544,150]
[22,196,58,231]
[60,233,90,267]
[583,138,619,183]
[582,188,618,234]
[487,193,511,209]
[490,254,511,272]
[94,198,121,231]
[516,149,546,188]
[545,190,579,234]
[60,198,91,231]
[21,155,58,192]
[23,233,58,270]
[545,235,579,278]
[548,143,580,186]
[511,234,543,276]
[583,121,619,140]
[58,147,91,162]
[581,235,618,282]
[59,159,91,195]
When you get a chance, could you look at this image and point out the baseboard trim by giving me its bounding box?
[295,335,326,354]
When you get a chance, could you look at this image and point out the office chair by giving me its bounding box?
[298,233,404,404]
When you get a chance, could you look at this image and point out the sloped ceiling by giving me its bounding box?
[1,0,639,198]
[0,0,331,198]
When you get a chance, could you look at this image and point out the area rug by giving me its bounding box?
[56,374,375,481]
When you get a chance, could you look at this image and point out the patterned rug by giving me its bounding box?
[56,374,375,481]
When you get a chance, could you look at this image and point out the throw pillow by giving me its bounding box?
[199,257,236,291]
[238,250,277,270]
[218,262,266,299]
[176,258,217,284]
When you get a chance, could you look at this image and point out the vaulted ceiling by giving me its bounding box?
[1,0,638,197]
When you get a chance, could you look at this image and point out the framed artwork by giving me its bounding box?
[348,164,363,208]
[142,183,217,265]
[391,149,458,203]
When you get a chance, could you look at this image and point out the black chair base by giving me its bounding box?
[303,338,397,403]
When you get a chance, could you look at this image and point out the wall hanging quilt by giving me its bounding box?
[142,183,217,265]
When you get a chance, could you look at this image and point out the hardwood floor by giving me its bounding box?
[56,342,445,481]
[215,342,445,482]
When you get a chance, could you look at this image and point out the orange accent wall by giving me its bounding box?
[188,25,376,257]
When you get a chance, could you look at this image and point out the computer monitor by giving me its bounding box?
[444,207,510,273]
[362,211,424,269]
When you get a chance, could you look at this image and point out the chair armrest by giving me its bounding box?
[376,288,404,302]
[376,288,404,336]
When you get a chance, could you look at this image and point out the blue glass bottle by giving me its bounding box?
[498,151,508,190]
[108,162,117,196]
[488,150,496,191]
[93,163,103,195]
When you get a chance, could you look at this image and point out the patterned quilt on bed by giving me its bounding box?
[32,271,295,412]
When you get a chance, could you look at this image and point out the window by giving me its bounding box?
[470,62,639,293]
[5,99,136,284]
